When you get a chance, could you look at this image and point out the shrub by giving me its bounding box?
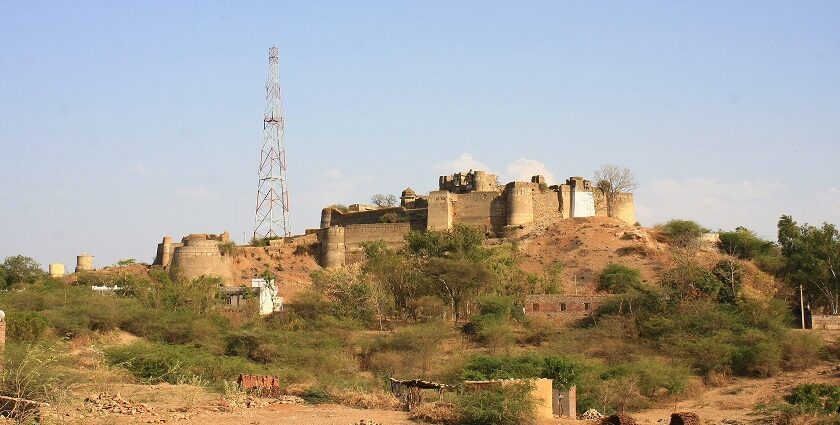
[733,330,782,377]
[6,311,51,342]
[301,386,333,404]
[598,264,642,293]
[456,382,536,425]
[711,260,744,304]
[660,220,708,247]
[782,330,823,371]
[660,263,722,302]
[785,384,840,414]
[718,227,775,260]
[105,342,265,385]
[0,342,71,403]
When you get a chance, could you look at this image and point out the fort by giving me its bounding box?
[149,169,635,282]
[316,170,635,268]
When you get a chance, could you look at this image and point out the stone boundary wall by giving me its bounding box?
[812,315,840,331]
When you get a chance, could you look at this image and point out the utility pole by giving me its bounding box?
[254,46,291,239]
[800,284,805,329]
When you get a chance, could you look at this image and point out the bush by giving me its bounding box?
[598,264,642,293]
[718,227,775,260]
[785,384,840,414]
[6,311,51,342]
[105,342,265,385]
[300,386,333,404]
[733,330,782,377]
[660,263,722,302]
[711,260,744,304]
[456,382,536,425]
[660,220,708,247]
[782,330,823,371]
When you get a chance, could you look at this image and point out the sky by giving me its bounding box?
[1,1,839,269]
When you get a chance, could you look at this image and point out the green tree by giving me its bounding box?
[711,259,744,304]
[598,263,642,294]
[778,215,840,314]
[661,220,708,248]
[423,258,490,322]
[660,261,722,302]
[362,242,423,319]
[1,255,44,288]
[719,227,775,259]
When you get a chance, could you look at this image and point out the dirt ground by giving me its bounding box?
[35,360,839,425]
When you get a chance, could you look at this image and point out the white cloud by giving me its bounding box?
[436,153,490,173]
[506,158,556,184]
[635,177,784,237]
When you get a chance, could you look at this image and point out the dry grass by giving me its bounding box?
[407,402,458,424]
[335,389,400,410]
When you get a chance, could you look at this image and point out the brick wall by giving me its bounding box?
[524,294,607,321]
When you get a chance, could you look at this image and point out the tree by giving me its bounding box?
[778,215,840,314]
[423,257,490,322]
[711,259,744,304]
[362,241,424,320]
[370,194,398,208]
[593,164,638,217]
[1,255,44,288]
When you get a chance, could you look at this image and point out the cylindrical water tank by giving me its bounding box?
[75,253,94,273]
[49,263,66,278]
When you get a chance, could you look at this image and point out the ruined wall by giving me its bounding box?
[451,191,506,234]
[532,188,563,226]
[170,238,235,285]
[524,294,607,322]
[593,191,636,225]
[812,315,840,331]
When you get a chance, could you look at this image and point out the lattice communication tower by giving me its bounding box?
[254,46,290,239]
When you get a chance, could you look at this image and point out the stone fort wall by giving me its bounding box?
[316,171,635,268]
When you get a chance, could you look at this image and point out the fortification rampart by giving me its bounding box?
[313,170,635,268]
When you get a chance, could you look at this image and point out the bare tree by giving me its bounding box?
[371,194,398,208]
[593,164,638,217]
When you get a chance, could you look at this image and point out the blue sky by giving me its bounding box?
[1,1,839,268]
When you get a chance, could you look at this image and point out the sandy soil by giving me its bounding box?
[40,361,839,425]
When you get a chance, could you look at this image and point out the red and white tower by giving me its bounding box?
[254,47,291,238]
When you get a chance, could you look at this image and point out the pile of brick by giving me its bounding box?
[580,408,605,420]
[83,393,153,415]
[599,413,637,425]
[670,412,700,425]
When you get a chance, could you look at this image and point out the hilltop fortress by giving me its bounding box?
[150,170,635,282]
[317,170,635,268]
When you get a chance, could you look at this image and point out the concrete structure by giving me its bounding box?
[463,379,575,419]
[316,170,635,267]
[251,278,283,316]
[75,253,94,273]
[524,294,608,322]
[48,263,66,278]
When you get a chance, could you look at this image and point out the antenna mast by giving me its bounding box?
[254,46,290,239]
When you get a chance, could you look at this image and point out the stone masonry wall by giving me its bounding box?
[812,315,840,331]
[451,191,506,234]
[524,294,607,322]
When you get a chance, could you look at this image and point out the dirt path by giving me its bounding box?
[627,363,840,424]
